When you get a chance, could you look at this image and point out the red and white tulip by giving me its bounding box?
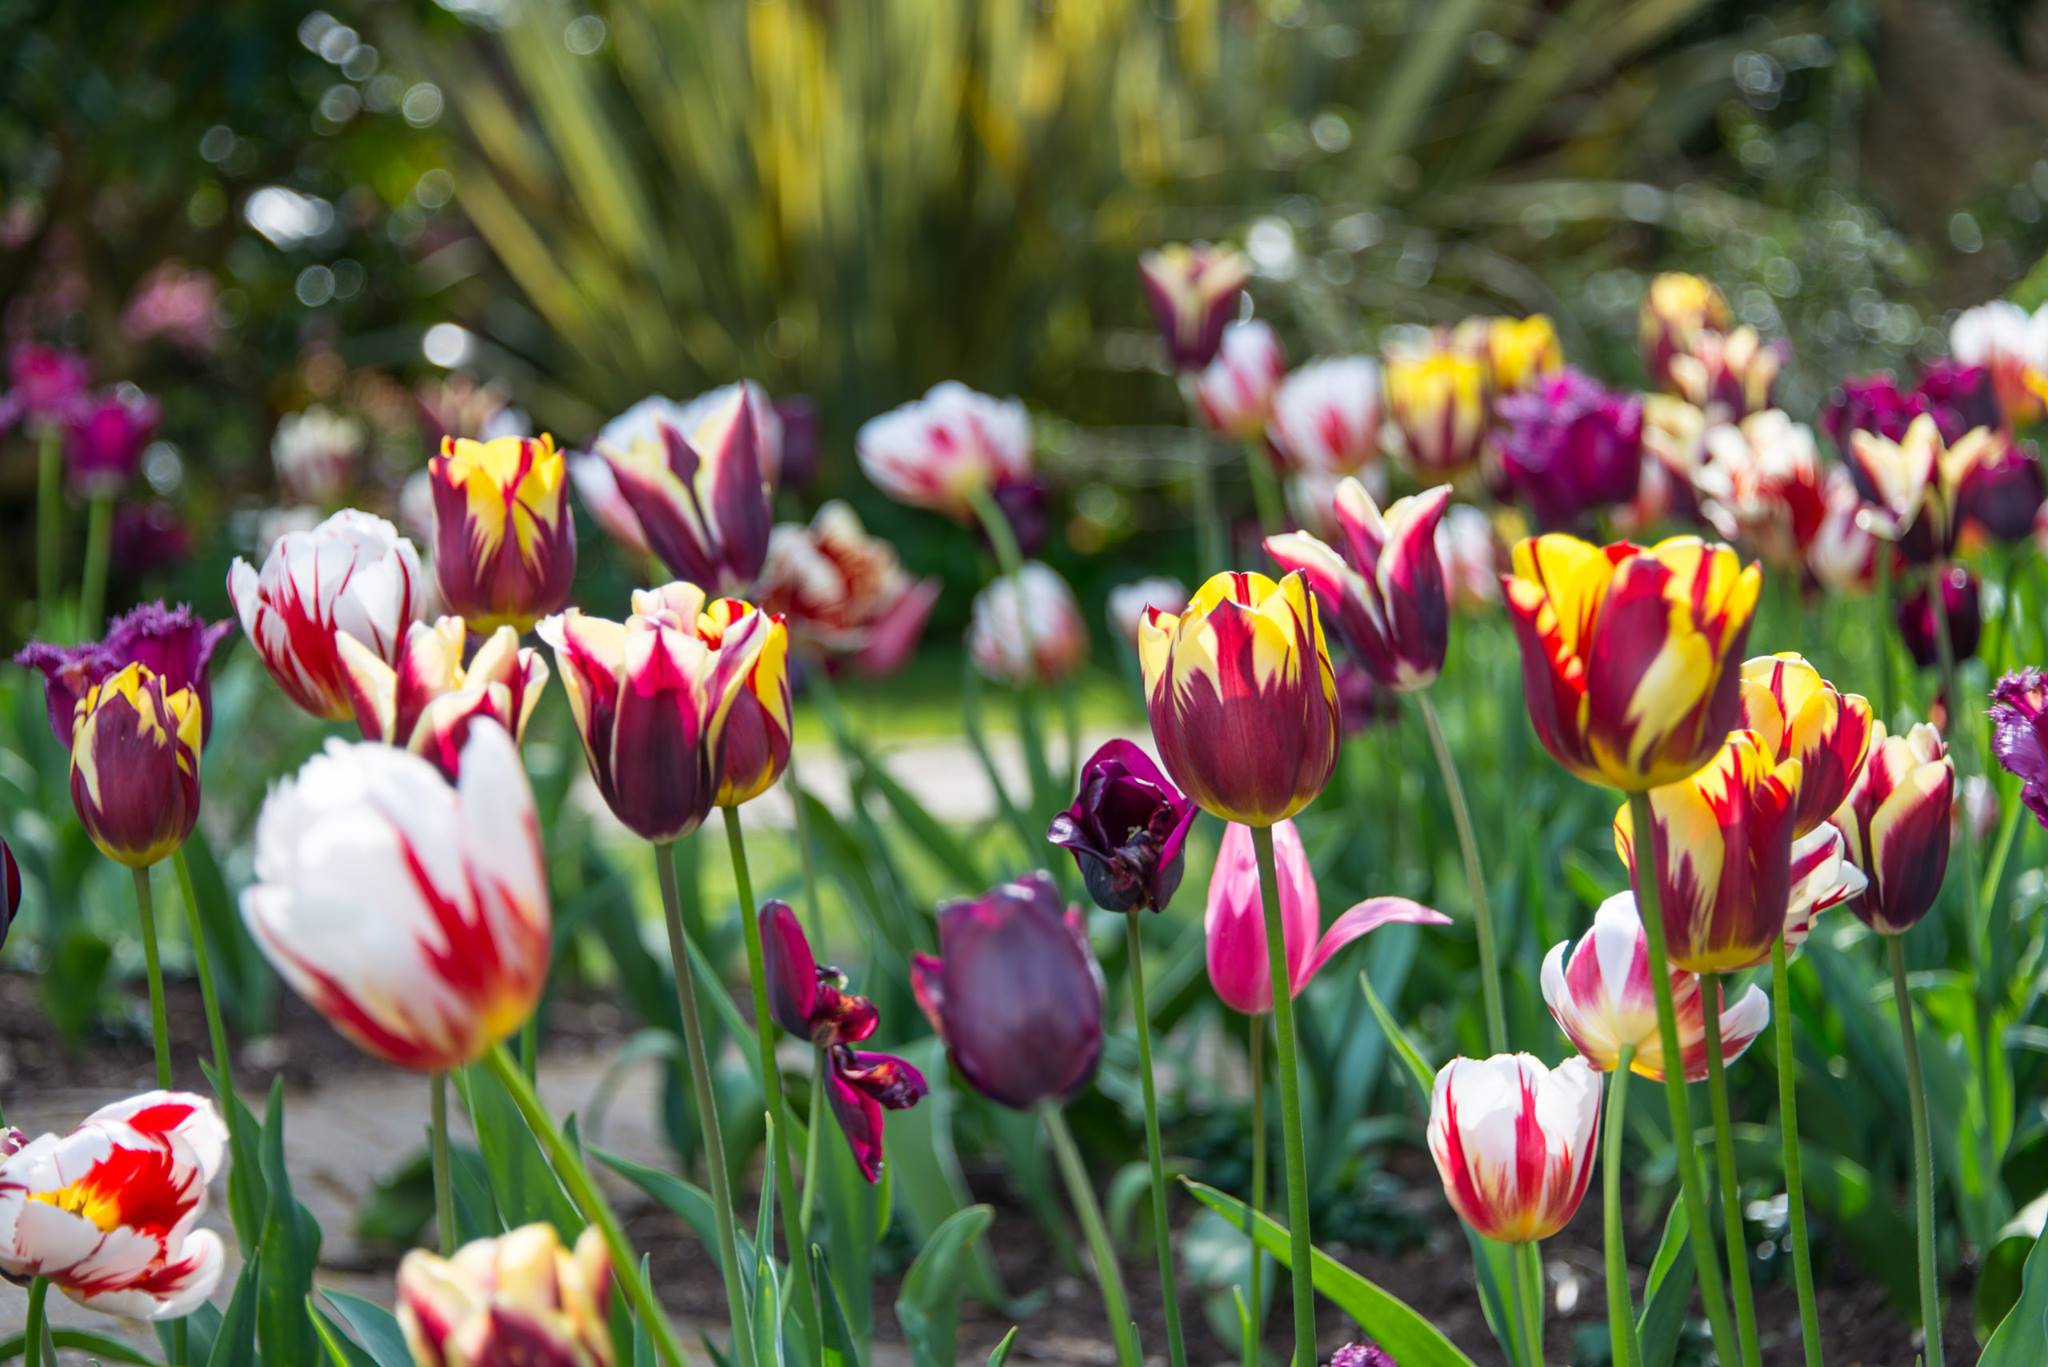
[1427,1053,1600,1244]
[1192,320,1286,441]
[968,561,1088,687]
[1266,355,1383,474]
[857,382,1034,521]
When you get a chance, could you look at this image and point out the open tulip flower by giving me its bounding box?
[1139,241,1250,374]
[1738,653,1874,836]
[0,1091,227,1320]
[17,600,231,748]
[1049,739,1198,914]
[64,662,204,868]
[1427,1053,1600,1244]
[1266,479,1452,692]
[1454,313,1563,395]
[761,901,928,1181]
[1502,534,1761,792]
[428,432,576,633]
[1140,569,1340,826]
[856,381,1034,521]
[337,616,549,781]
[1206,819,1446,1014]
[539,583,774,842]
[1640,272,1732,394]
[1543,891,1770,1083]
[1496,367,1645,529]
[1991,668,2048,827]
[968,560,1089,687]
[1668,325,1783,421]
[1192,319,1286,440]
[242,723,550,1070]
[398,1222,613,1367]
[756,501,941,677]
[228,508,426,721]
[1833,720,1955,935]
[1383,337,1491,476]
[587,388,774,594]
[1265,355,1383,474]
[702,596,792,807]
[1845,413,2001,562]
[913,871,1104,1109]
[1694,410,1829,571]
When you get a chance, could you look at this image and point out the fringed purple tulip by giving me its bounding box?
[17,601,232,747]
[1991,669,2048,827]
[1895,566,1981,669]
[1048,740,1197,915]
[1496,368,1643,529]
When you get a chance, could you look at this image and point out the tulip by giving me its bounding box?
[1738,652,1874,837]
[1454,313,1562,395]
[272,404,364,504]
[1846,413,2003,562]
[1950,298,2048,427]
[242,723,551,1070]
[1139,242,1251,373]
[1694,411,1828,570]
[1266,479,1452,691]
[1427,1053,1600,1244]
[1915,360,2003,441]
[1954,433,2045,542]
[1542,891,1769,1083]
[1896,565,1982,670]
[64,388,161,497]
[0,342,89,432]
[1265,355,1382,474]
[759,902,928,1181]
[1640,272,1731,394]
[417,373,527,449]
[1782,820,1869,954]
[1496,367,1644,529]
[912,871,1103,1109]
[702,597,792,807]
[539,583,770,842]
[856,381,1034,521]
[1833,721,1955,935]
[968,561,1088,687]
[1823,372,1923,450]
[1048,740,1198,914]
[17,600,232,748]
[65,663,203,868]
[1629,393,1710,531]
[1205,819,1445,1014]
[1668,326,1782,421]
[228,508,427,721]
[398,1222,614,1367]
[1281,465,1347,540]
[587,389,773,594]
[756,501,941,677]
[1,833,17,951]
[774,393,819,488]
[1808,465,1880,593]
[1502,534,1761,792]
[1383,339,1490,476]
[1140,569,1340,826]
[568,450,652,558]
[1192,320,1286,440]
[336,616,549,780]
[1106,576,1188,647]
[430,432,578,633]
[1991,669,2048,827]
[0,1090,227,1320]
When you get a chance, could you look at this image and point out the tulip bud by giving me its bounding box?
[336,617,549,781]
[588,388,774,593]
[1639,273,1731,394]
[1427,1053,1600,1244]
[1845,414,1996,564]
[1895,565,1981,669]
[1695,411,1828,571]
[397,1223,615,1367]
[703,598,792,808]
[1833,721,1955,935]
[64,388,160,497]
[857,382,1034,521]
[1048,740,1198,914]
[1990,668,2048,828]
[1496,368,1644,530]
[1266,356,1382,474]
[1738,653,1873,837]
[1139,242,1250,373]
[1383,340,1490,476]
[1192,321,1286,440]
[67,663,203,867]
[1949,299,2048,428]
[968,561,1088,687]
[1668,326,1782,421]
[1953,433,2045,542]
[429,433,577,633]
[756,502,940,678]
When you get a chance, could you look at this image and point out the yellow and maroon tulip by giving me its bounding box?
[1452,313,1562,395]
[1640,272,1731,394]
[587,389,774,594]
[1832,721,1955,935]
[398,1222,613,1367]
[1383,339,1490,476]
[702,597,792,808]
[1139,242,1251,374]
[336,616,549,782]
[1139,570,1340,826]
[1502,534,1761,792]
[1427,1053,1600,1244]
[429,433,577,633]
[1738,653,1873,837]
[68,663,202,867]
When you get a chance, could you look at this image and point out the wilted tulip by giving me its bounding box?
[1048,740,1198,914]
[64,388,161,497]
[243,724,550,1070]
[1895,565,1981,669]
[398,1222,613,1367]
[228,508,426,721]
[1140,570,1340,826]
[1139,242,1251,373]
[1502,534,1760,792]
[968,561,1088,687]
[17,600,232,747]
[1106,576,1188,647]
[1266,479,1452,691]
[1668,327,1782,421]
[857,382,1034,521]
[1694,410,1828,570]
[1542,891,1769,1083]
[701,597,792,808]
[1496,367,1644,529]
[1383,339,1490,476]
[337,616,549,780]
[756,501,940,677]
[1640,273,1731,394]
[66,664,203,868]
[587,388,773,593]
[1954,434,2045,542]
[1427,1053,1600,1244]
[1738,653,1873,836]
[1807,465,1880,594]
[912,872,1104,1109]
[0,1091,226,1320]
[1990,669,2048,827]
[1455,314,1562,395]
[1265,355,1382,474]
[1192,320,1286,440]
[429,433,578,633]
[1833,722,1955,935]
[1205,819,1445,1014]
[271,404,364,504]
[1950,299,2048,427]
[0,341,89,432]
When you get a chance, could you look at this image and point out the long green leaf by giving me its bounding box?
[0,1330,157,1365]
[1636,1198,1694,1367]
[895,1205,995,1367]
[319,1289,415,1367]
[1986,1224,2048,1365]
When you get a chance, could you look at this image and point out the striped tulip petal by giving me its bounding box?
[398,1223,614,1367]
[856,382,1033,521]
[1384,340,1491,476]
[429,434,577,633]
[337,616,549,781]
[68,663,202,868]
[1139,242,1249,373]
[1833,721,1954,935]
[1739,652,1873,837]
[589,388,775,594]
[1427,1053,1600,1244]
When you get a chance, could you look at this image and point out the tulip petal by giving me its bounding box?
[1297,897,1450,990]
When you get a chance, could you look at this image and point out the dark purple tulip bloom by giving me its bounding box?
[15,601,232,746]
[0,833,17,952]
[1496,367,1643,529]
[65,388,161,497]
[0,343,90,432]
[111,502,192,578]
[912,871,1105,1110]
[1991,669,2048,828]
[1048,740,1197,914]
[1895,565,1981,670]
[773,395,820,490]
[1330,1345,1397,1367]
[1956,435,2045,542]
[1915,360,2002,443]
[1823,372,1924,458]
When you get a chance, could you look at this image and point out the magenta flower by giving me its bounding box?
[1334,658,1398,735]
[0,343,89,432]
[1495,368,1643,529]
[1048,740,1198,915]
[1895,566,1981,669]
[1330,1343,1396,1367]
[1955,434,2045,542]
[1990,669,2048,828]
[1915,360,2002,442]
[1,833,17,952]
[1823,373,1923,452]
[65,389,161,497]
[16,601,232,747]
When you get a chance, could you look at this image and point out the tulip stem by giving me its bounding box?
[171,847,255,1245]
[1243,439,1285,537]
[1250,823,1317,1367]
[131,865,172,1089]
[34,427,61,635]
[431,1072,454,1255]
[721,804,821,1358]
[1124,910,1189,1367]
[655,840,755,1367]
[800,1048,825,1244]
[23,1277,49,1367]
[1889,938,1945,1367]
[1771,938,1825,1367]
[77,492,112,638]
[481,1044,689,1367]
[1604,1045,1642,1367]
[1246,1020,1266,1367]
[1701,977,1762,1367]
[1416,689,1507,1053]
[1041,1102,1140,1367]
[1624,790,1741,1367]
[1518,1240,1546,1366]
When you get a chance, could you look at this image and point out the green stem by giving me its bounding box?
[800,1048,826,1245]
[1042,1102,1140,1367]
[1771,938,1824,1367]
[432,1072,455,1255]
[131,865,172,1089]
[1246,1021,1265,1367]
[481,1045,689,1367]
[1416,689,1508,1053]
[23,1276,48,1367]
[1519,1240,1546,1366]
[1125,910,1189,1367]
[1506,1237,1534,1367]
[35,427,62,636]
[1604,1046,1643,1367]
[1625,790,1741,1365]
[77,492,113,638]
[655,840,755,1367]
[1889,938,1945,1367]
[1243,438,1285,536]
[1702,977,1763,1367]
[1249,824,1317,1367]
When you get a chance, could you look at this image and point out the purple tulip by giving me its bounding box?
[1914,360,2002,442]
[1955,434,2045,542]
[16,601,232,747]
[1895,566,1981,670]
[1823,373,1924,456]
[912,872,1104,1109]
[64,388,161,497]
[0,343,90,432]
[1048,740,1198,915]
[978,477,1051,559]
[1496,368,1643,529]
[1991,669,2048,828]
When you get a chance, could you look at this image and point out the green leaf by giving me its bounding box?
[858,754,985,890]
[1359,970,1436,1098]
[1636,1198,1693,1367]
[1727,1123,1915,1307]
[310,1295,380,1367]
[205,1260,262,1367]
[0,1329,158,1365]
[895,1205,995,1367]
[594,1144,757,1276]
[879,1040,1010,1308]
[984,1326,1020,1365]
[1984,1221,2048,1364]
[811,1246,863,1367]
[1979,1193,2048,1340]
[462,1058,583,1234]
[256,1080,324,1365]
[353,1148,434,1248]
[1462,1228,1523,1367]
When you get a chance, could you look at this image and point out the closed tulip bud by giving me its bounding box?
[911,872,1104,1109]
[17,601,232,748]
[64,388,161,497]
[1265,356,1382,475]
[702,598,792,807]
[1808,465,1880,594]
[1139,242,1250,373]
[1455,314,1563,395]
[1833,721,1954,935]
[1496,368,1644,530]
[1990,669,2048,827]
[1266,480,1452,691]
[229,509,426,721]
[755,501,940,678]
[1950,299,2048,428]
[429,433,577,633]
[68,663,203,867]
[1639,273,1731,394]
[857,382,1034,521]
[1106,577,1188,648]
[398,1223,614,1367]
[588,388,774,594]
[1140,570,1340,826]
[1384,341,1491,476]
[1048,740,1199,914]
[243,724,550,1070]
[1895,565,1981,669]
[1503,534,1760,792]
[1695,411,1829,570]
[1427,1053,1600,1244]
[337,617,549,781]
[1192,320,1286,440]
[968,561,1088,687]
[1205,819,1445,1015]
[1739,653,1874,836]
